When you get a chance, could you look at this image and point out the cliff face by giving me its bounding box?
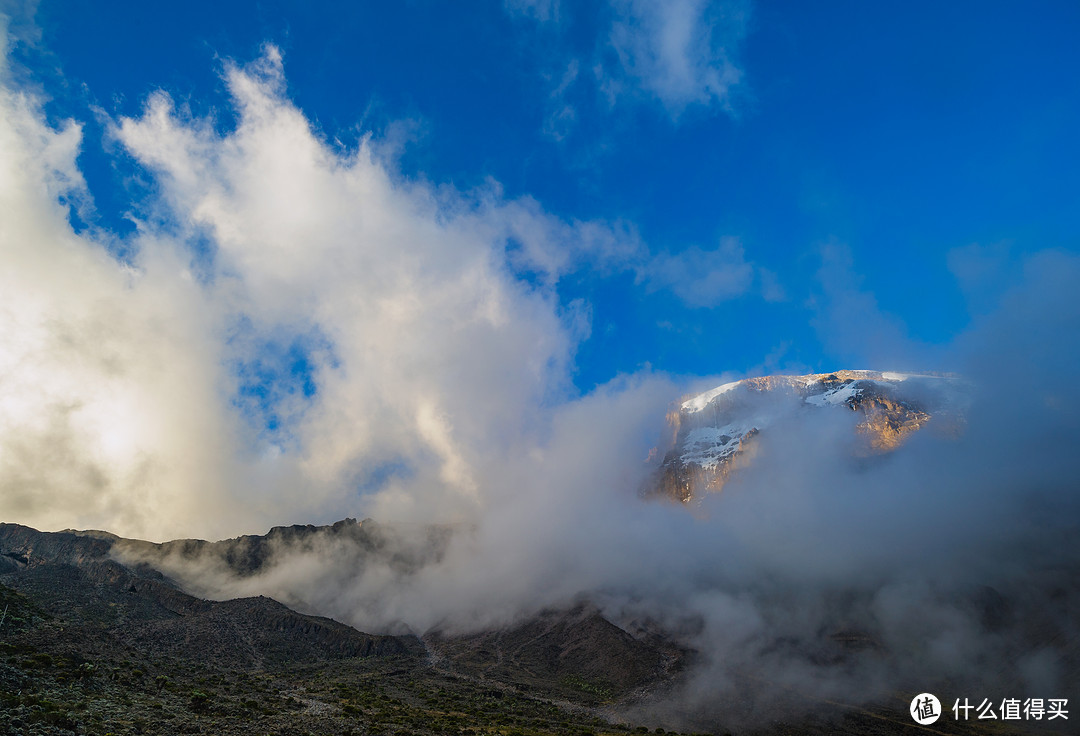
[649,370,966,504]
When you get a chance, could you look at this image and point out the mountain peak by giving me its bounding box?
[653,370,967,503]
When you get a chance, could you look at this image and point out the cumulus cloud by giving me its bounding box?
[0,41,647,540]
[0,40,244,538]
[0,33,752,545]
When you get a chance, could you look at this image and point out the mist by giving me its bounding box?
[2,35,1079,730]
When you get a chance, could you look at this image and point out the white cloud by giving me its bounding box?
[0,65,243,538]
[0,44,649,540]
[508,0,750,132]
[643,236,755,307]
[606,0,748,116]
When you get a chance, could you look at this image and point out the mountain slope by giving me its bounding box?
[0,520,686,734]
[0,523,415,667]
[424,603,684,698]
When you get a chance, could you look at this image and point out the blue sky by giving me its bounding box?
[2,0,1079,538]
[14,0,1078,389]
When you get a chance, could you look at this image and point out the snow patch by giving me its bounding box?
[680,423,758,469]
[805,382,863,407]
[682,380,742,413]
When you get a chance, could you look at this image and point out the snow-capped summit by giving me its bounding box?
[651,370,966,503]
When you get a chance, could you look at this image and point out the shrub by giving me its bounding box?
[190,689,212,712]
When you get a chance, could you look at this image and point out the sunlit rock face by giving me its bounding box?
[649,370,967,504]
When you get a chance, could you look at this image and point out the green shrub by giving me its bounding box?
[190,688,212,712]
